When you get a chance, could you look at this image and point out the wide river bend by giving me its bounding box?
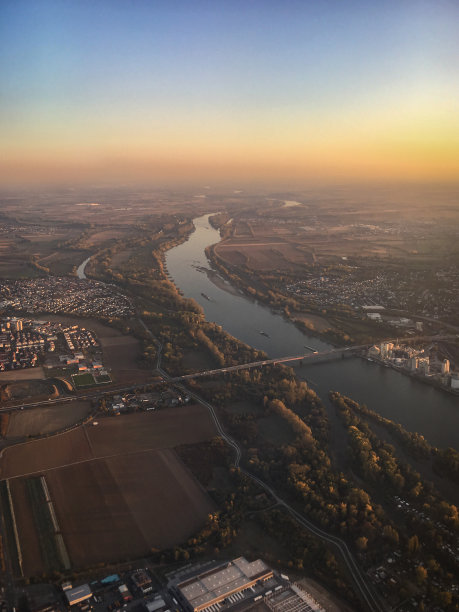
[165,215,458,450]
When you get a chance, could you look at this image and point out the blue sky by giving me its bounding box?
[1,0,458,184]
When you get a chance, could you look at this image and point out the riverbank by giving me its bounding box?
[76,256,91,279]
[166,213,459,451]
[194,265,243,298]
[205,223,459,401]
[363,355,459,398]
[205,242,356,347]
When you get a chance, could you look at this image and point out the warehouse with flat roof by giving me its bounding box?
[176,557,273,612]
[65,584,92,606]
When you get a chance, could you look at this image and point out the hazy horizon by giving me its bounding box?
[1,0,459,187]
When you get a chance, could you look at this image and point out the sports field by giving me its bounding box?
[71,372,96,388]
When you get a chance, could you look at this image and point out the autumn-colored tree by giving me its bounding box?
[356,536,368,551]
[415,565,427,584]
[407,534,420,554]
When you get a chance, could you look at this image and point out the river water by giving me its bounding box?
[166,215,458,450]
[76,257,91,279]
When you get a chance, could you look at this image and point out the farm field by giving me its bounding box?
[1,406,217,573]
[45,448,215,568]
[99,334,145,382]
[8,478,44,576]
[1,427,90,479]
[0,367,45,382]
[0,259,38,279]
[84,404,216,457]
[214,238,311,271]
[216,205,459,273]
[6,401,91,439]
[110,248,133,267]
[1,404,216,479]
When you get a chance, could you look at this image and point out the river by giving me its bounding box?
[76,256,91,279]
[165,214,459,450]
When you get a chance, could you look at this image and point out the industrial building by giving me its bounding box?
[173,557,273,612]
[131,569,154,595]
[144,595,169,612]
[264,583,325,611]
[64,584,92,606]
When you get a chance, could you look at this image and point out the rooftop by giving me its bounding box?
[65,584,92,605]
[178,557,272,611]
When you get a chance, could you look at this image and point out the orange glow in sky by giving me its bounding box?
[1,1,458,186]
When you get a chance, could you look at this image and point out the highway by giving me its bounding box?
[161,333,459,384]
[2,333,457,414]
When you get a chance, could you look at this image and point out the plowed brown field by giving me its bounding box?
[1,404,216,480]
[46,448,214,567]
[2,405,217,573]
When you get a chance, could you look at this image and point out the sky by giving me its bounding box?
[1,0,459,187]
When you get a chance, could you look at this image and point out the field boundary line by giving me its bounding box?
[5,480,23,577]
[1,444,196,481]
[40,476,71,570]
[83,424,95,457]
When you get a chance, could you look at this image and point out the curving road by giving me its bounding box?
[0,314,385,610]
[2,314,444,609]
[161,365,384,611]
[146,323,384,612]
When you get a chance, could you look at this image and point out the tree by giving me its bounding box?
[407,534,420,554]
[437,591,452,607]
[356,536,368,551]
[415,565,427,584]
[383,525,399,544]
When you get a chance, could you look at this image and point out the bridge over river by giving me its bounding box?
[165,334,457,384]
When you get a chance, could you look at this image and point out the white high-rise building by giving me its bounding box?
[380,342,394,359]
[418,357,430,375]
[10,318,23,331]
[442,359,450,375]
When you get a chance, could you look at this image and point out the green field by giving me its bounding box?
[95,373,112,384]
[0,481,21,575]
[26,477,63,572]
[72,372,96,388]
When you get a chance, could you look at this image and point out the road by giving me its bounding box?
[150,340,384,611]
[126,332,459,387]
[141,317,383,609]
[1,322,454,609]
[2,333,456,415]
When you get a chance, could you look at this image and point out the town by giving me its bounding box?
[0,316,110,388]
[0,277,134,320]
[286,264,459,325]
[366,341,459,392]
